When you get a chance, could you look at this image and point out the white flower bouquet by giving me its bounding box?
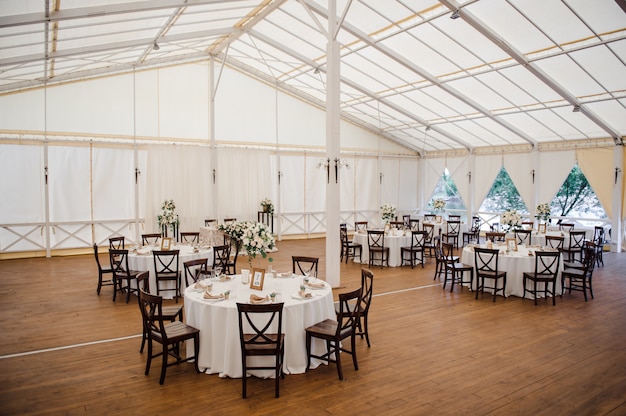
[157,199,179,233]
[432,198,446,212]
[501,209,522,231]
[535,202,551,221]
[220,220,275,266]
[381,203,396,223]
[260,198,274,214]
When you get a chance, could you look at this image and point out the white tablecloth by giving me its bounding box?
[461,244,563,299]
[184,273,335,378]
[199,226,226,246]
[127,244,214,298]
[352,230,411,267]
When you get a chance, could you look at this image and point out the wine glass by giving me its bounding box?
[213,266,222,281]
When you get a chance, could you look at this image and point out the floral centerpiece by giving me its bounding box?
[432,198,446,213]
[535,202,551,222]
[260,198,274,214]
[501,209,522,232]
[157,199,179,236]
[381,203,396,224]
[220,220,275,268]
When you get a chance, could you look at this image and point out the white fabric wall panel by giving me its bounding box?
[354,157,378,211]
[46,75,134,135]
[577,148,614,218]
[474,154,502,211]
[504,152,533,210]
[134,71,160,138]
[215,69,276,143]
[92,147,136,221]
[279,155,305,213]
[0,89,45,131]
[340,155,356,212]
[0,144,44,223]
[446,156,470,209]
[277,92,325,146]
[398,159,419,211]
[423,158,446,201]
[48,145,91,222]
[305,155,326,213]
[537,150,575,204]
[157,64,209,140]
[380,158,400,209]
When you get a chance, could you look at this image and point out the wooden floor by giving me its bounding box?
[1,239,625,415]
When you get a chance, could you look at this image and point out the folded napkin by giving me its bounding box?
[136,247,151,255]
[298,291,313,298]
[250,294,269,304]
[217,275,231,282]
[203,291,224,300]
[306,281,325,289]
[194,281,211,290]
[277,272,292,278]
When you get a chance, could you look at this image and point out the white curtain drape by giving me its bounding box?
[447,156,470,209]
[473,154,502,211]
[576,148,613,218]
[504,152,533,211]
[537,150,575,205]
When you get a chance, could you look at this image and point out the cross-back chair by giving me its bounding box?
[522,251,561,305]
[442,220,461,248]
[462,216,481,246]
[183,258,209,287]
[94,244,114,295]
[142,233,162,246]
[474,247,507,302]
[400,230,426,268]
[562,246,596,301]
[354,221,368,231]
[562,230,586,262]
[442,241,473,292]
[292,256,319,277]
[212,244,231,275]
[153,250,182,302]
[367,230,389,268]
[514,229,532,245]
[340,225,362,264]
[545,235,564,250]
[108,236,125,250]
[179,232,200,244]
[356,269,374,347]
[109,249,141,303]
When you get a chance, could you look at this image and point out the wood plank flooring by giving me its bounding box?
[1,239,625,415]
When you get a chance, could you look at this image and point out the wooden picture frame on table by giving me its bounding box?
[435,215,443,223]
[538,223,546,234]
[161,237,172,251]
[250,268,265,290]
[506,238,517,252]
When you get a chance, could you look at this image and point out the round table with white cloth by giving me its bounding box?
[184,273,335,378]
[352,229,411,267]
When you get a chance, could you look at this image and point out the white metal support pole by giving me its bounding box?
[325,0,341,288]
[612,146,623,252]
[209,57,218,219]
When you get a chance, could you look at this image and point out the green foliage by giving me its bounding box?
[480,167,528,213]
[552,165,604,217]
[428,168,466,211]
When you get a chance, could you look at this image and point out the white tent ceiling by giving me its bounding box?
[1,0,625,154]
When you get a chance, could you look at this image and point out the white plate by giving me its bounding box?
[276,272,293,278]
[201,295,225,303]
[291,292,314,300]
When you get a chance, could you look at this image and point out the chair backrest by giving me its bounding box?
[545,235,564,250]
[212,245,230,271]
[336,288,362,338]
[93,244,108,272]
[292,256,319,276]
[360,269,374,316]
[433,236,443,261]
[355,221,368,231]
[340,226,350,244]
[441,242,455,262]
[138,290,167,342]
[579,246,597,276]
[402,215,411,228]
[514,229,532,245]
[422,223,435,242]
[109,249,131,278]
[560,223,575,232]
[448,214,461,222]
[522,221,535,230]
[424,214,436,223]
[236,302,284,354]
[390,221,404,229]
[471,216,481,232]
[183,258,209,287]
[490,222,500,232]
[153,250,180,277]
[180,232,199,244]
[446,220,460,234]
[142,233,161,246]
[137,270,151,292]
[593,226,605,244]
[485,232,506,242]
[533,251,560,278]
[223,218,237,223]
[367,230,385,248]
[409,219,420,231]
[204,219,217,227]
[569,230,587,249]
[109,236,125,250]
[410,230,426,249]
[474,248,501,273]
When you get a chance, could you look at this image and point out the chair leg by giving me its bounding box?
[145,338,153,376]
[351,335,359,371]
[305,333,312,372]
[126,277,132,303]
[97,271,103,295]
[363,315,370,348]
[159,343,168,385]
[140,328,147,353]
[334,341,343,381]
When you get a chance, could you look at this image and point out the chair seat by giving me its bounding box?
[242,334,285,355]
[150,321,200,344]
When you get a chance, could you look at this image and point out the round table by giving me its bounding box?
[184,273,335,378]
[352,230,411,267]
[127,244,214,298]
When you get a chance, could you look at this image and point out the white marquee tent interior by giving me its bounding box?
[0,1,625,282]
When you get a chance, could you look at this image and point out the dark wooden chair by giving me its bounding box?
[448,214,461,222]
[442,242,473,292]
[400,230,426,268]
[142,233,162,246]
[562,230,586,262]
[485,232,506,242]
[223,218,237,223]
[93,244,114,295]
[212,244,231,275]
[442,220,461,248]
[137,271,183,353]
[409,218,420,231]
[474,247,507,302]
[522,251,561,306]
[592,226,606,267]
[224,235,241,275]
[390,220,404,229]
[356,269,374,347]
[204,219,217,227]
[183,258,209,287]
[423,223,436,257]
[559,223,575,232]
[340,225,362,264]
[354,221,368,231]
[153,250,181,302]
[514,229,532,245]
[423,214,436,223]
[402,215,411,229]
[367,230,389,268]
[522,221,535,229]
[236,302,285,398]
[138,290,200,385]
[108,236,125,250]
[305,287,361,380]
[109,249,141,303]
[462,216,481,246]
[292,256,319,277]
[545,235,564,250]
[180,232,200,244]
[562,246,596,301]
